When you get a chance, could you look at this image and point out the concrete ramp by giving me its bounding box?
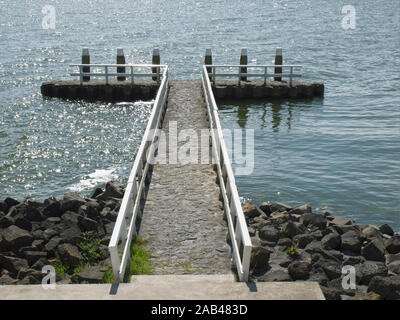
[0,275,324,300]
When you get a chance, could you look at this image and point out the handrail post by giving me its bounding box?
[205,49,212,81]
[212,66,216,86]
[105,66,109,85]
[274,47,283,81]
[240,48,247,81]
[79,65,83,85]
[131,65,134,84]
[289,66,293,86]
[264,66,267,85]
[82,48,90,82]
[152,48,160,82]
[117,48,126,81]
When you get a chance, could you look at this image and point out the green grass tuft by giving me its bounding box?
[124,237,154,282]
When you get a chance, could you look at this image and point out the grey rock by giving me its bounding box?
[75,266,105,283]
[79,200,101,221]
[388,261,400,274]
[0,254,29,274]
[14,216,32,231]
[379,224,394,237]
[90,187,103,199]
[95,181,125,201]
[309,267,329,286]
[23,251,47,266]
[43,199,61,217]
[259,202,272,215]
[287,204,312,215]
[269,202,292,213]
[242,203,261,219]
[43,228,58,241]
[77,215,99,232]
[0,273,18,285]
[0,215,14,228]
[250,246,271,276]
[362,226,384,243]
[361,239,385,262]
[4,197,20,209]
[59,226,83,245]
[330,216,353,226]
[368,275,400,300]
[288,261,311,280]
[321,233,341,250]
[0,225,33,250]
[276,237,293,249]
[280,221,303,239]
[386,253,400,264]
[320,286,341,300]
[341,231,362,254]
[315,258,342,280]
[293,234,314,249]
[300,213,327,230]
[25,207,43,222]
[61,193,86,213]
[357,261,388,285]
[31,257,50,271]
[259,225,279,243]
[343,255,365,266]
[258,267,291,282]
[57,243,83,267]
[45,236,63,253]
[384,235,400,254]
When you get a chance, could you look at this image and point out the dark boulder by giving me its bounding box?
[44,236,63,253]
[25,207,43,222]
[14,216,32,232]
[43,199,61,217]
[242,203,261,219]
[280,222,303,239]
[368,275,400,300]
[74,266,106,283]
[77,215,99,232]
[379,224,394,237]
[259,225,279,243]
[357,261,388,285]
[1,225,33,250]
[57,243,83,267]
[257,267,291,282]
[95,181,125,201]
[287,204,312,215]
[0,254,29,274]
[78,201,101,221]
[250,246,271,276]
[90,187,103,199]
[321,232,341,250]
[4,197,20,209]
[0,215,14,228]
[292,234,314,249]
[300,213,327,230]
[269,202,292,213]
[259,202,272,215]
[61,193,86,213]
[361,239,386,262]
[288,261,311,280]
[320,286,341,300]
[384,235,400,254]
[388,261,400,275]
[362,226,384,243]
[341,231,362,254]
[59,226,83,245]
[23,251,47,266]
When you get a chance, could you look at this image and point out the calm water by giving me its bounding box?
[0,0,399,229]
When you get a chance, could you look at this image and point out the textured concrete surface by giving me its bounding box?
[138,80,232,275]
[0,275,325,300]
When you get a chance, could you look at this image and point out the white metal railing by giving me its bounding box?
[206,64,302,86]
[108,65,169,282]
[201,65,252,282]
[70,63,166,85]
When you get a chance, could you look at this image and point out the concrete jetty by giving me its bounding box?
[138,80,232,275]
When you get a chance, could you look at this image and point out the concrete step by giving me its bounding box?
[0,274,325,300]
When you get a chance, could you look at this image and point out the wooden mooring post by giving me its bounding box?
[240,48,247,82]
[274,47,282,81]
[117,48,126,81]
[152,48,160,82]
[82,48,90,82]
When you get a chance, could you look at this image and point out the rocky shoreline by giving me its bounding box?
[0,181,125,285]
[243,202,400,300]
[1,182,399,300]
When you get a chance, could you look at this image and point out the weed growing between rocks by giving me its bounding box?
[124,237,153,282]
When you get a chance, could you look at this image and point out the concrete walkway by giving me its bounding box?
[138,80,232,275]
[0,275,325,300]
